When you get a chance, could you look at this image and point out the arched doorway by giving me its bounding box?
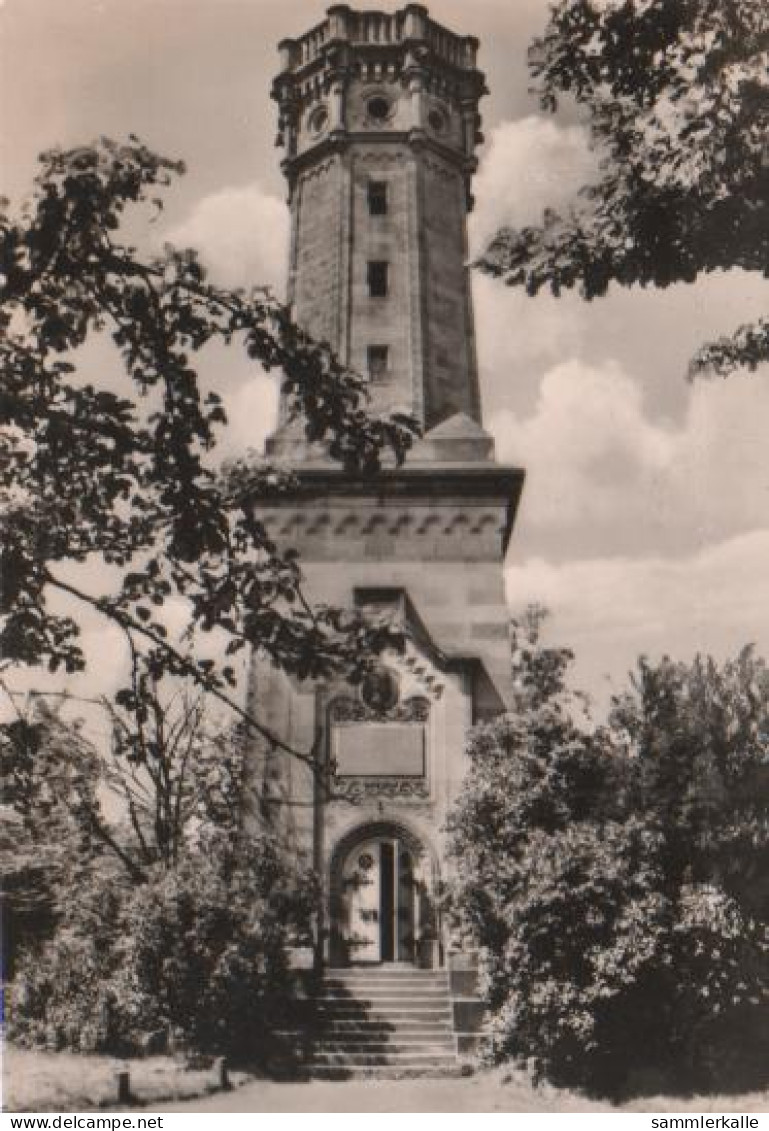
[329,822,440,967]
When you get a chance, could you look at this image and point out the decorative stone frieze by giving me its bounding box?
[262,501,505,560]
[329,694,431,724]
[333,777,431,803]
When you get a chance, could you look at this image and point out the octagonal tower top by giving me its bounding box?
[272,4,487,207]
[268,5,497,458]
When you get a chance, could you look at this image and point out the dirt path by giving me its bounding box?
[153,1075,769,1115]
[155,1074,576,1113]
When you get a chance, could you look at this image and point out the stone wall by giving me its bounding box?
[290,156,348,353]
[349,146,416,415]
[419,150,480,427]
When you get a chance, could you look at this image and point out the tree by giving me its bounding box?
[8,830,315,1059]
[509,602,581,712]
[609,649,769,922]
[446,607,608,951]
[101,666,250,877]
[1,140,415,1052]
[0,137,417,771]
[448,633,769,1095]
[0,695,102,975]
[0,667,249,972]
[478,0,769,378]
[3,678,317,1058]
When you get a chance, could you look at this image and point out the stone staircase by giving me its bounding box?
[307,965,460,1078]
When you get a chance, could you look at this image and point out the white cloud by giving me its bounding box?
[474,274,586,385]
[162,184,289,295]
[490,361,769,556]
[470,116,597,256]
[506,529,769,711]
[218,370,279,459]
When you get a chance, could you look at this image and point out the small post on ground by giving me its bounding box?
[215,1056,231,1090]
[115,1069,131,1105]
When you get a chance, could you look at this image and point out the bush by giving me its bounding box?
[9,866,131,1053]
[448,643,769,1096]
[9,834,315,1061]
[478,818,767,1094]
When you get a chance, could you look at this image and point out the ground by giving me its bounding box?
[2,1048,249,1113]
[152,1074,769,1114]
[5,1050,769,1114]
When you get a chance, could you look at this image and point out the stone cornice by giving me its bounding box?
[281,130,477,184]
[253,462,525,554]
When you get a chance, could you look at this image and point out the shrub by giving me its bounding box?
[477,818,767,1093]
[8,866,131,1053]
[9,834,315,1060]
[448,642,769,1095]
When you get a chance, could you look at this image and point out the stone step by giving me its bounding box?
[319,983,450,991]
[326,967,448,977]
[310,1051,459,1067]
[326,974,449,986]
[318,990,450,999]
[308,1065,467,1080]
[323,982,449,994]
[323,976,449,986]
[309,1013,454,1031]
[315,1003,453,1014]
[314,1035,456,1049]
[299,965,460,1079]
[314,995,454,1004]
[314,1000,453,1012]
[319,1022,454,1035]
[275,1022,454,1035]
[314,1040,456,1055]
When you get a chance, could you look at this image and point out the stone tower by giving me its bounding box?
[271,3,484,433]
[256,5,523,975]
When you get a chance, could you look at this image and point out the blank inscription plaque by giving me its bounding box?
[333,724,425,778]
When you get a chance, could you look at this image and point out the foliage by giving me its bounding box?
[0,137,417,766]
[509,603,577,712]
[1,667,310,1043]
[0,697,104,972]
[611,650,769,917]
[4,675,317,1058]
[9,833,314,1059]
[449,633,769,1094]
[8,862,131,1053]
[101,662,255,877]
[480,818,669,1089]
[1,667,254,888]
[0,696,101,861]
[446,710,616,956]
[478,0,769,378]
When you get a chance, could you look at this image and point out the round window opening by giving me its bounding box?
[308,105,329,137]
[360,666,399,713]
[358,852,375,872]
[428,108,447,134]
[367,96,392,122]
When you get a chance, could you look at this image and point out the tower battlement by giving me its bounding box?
[272,4,486,200]
[277,5,479,74]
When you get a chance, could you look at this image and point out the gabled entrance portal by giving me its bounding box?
[330,822,439,968]
[341,837,416,964]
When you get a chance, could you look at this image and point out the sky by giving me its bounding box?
[2,0,768,717]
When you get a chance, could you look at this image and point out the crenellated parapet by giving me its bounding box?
[272,3,486,205]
